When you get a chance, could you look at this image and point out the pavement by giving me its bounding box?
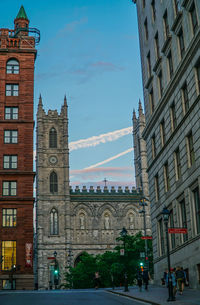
[108,285,200,305]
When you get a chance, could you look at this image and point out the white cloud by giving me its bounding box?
[69,126,132,151]
[84,148,133,169]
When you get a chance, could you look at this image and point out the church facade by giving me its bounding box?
[35,96,150,289]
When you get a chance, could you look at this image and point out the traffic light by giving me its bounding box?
[140,262,144,272]
[54,262,58,275]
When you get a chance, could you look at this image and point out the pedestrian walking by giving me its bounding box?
[94,271,101,289]
[166,268,177,300]
[175,266,185,295]
[142,268,150,291]
[137,270,143,292]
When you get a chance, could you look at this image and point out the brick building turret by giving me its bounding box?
[0,6,40,290]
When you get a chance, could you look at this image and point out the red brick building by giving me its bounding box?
[0,6,39,289]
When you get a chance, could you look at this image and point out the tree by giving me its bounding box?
[64,232,153,288]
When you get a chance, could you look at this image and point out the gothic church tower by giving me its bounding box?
[36,96,70,289]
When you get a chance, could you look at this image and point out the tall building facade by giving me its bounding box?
[134,0,200,288]
[0,7,39,289]
[36,97,145,290]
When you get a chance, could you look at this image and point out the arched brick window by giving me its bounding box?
[50,171,58,194]
[49,127,57,148]
[50,208,58,235]
[6,59,19,74]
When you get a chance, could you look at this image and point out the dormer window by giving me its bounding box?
[6,59,19,74]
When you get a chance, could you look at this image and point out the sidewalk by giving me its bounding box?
[108,285,200,305]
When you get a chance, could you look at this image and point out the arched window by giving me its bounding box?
[6,59,19,74]
[50,171,58,194]
[49,127,57,148]
[50,208,58,235]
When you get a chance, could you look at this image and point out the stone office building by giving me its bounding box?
[133,0,200,288]
[35,96,150,289]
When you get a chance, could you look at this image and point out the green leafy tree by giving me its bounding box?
[64,232,153,288]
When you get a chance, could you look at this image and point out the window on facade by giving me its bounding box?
[151,0,156,21]
[6,59,19,74]
[5,107,18,120]
[169,209,175,249]
[3,209,17,227]
[190,3,198,34]
[147,52,151,77]
[2,241,16,271]
[144,18,148,40]
[193,187,200,234]
[158,219,165,255]
[3,181,17,196]
[164,162,170,192]
[4,130,18,144]
[174,0,182,16]
[6,84,19,96]
[180,199,188,242]
[174,148,181,180]
[178,28,185,59]
[158,71,163,97]
[187,132,195,167]
[160,119,165,147]
[50,208,58,235]
[182,82,189,113]
[154,32,160,60]
[155,174,159,201]
[170,102,177,132]
[143,0,145,8]
[152,134,156,159]
[49,127,57,148]
[167,51,173,79]
[149,89,155,114]
[50,172,58,194]
[195,62,200,94]
[3,155,17,169]
[163,10,170,39]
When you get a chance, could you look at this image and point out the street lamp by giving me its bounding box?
[120,227,129,292]
[139,197,149,270]
[162,206,175,302]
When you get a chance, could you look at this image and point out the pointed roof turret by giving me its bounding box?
[132,108,137,121]
[38,94,43,106]
[16,5,29,21]
[37,94,45,118]
[138,99,143,116]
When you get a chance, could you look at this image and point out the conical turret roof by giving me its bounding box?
[16,5,29,20]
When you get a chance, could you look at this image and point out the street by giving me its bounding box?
[0,289,150,305]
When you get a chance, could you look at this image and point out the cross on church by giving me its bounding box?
[103,178,108,187]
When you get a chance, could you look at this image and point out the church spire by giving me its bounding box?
[138,99,143,116]
[61,94,68,118]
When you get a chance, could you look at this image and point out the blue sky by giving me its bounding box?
[1,0,143,189]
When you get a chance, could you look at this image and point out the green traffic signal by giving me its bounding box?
[140,262,144,266]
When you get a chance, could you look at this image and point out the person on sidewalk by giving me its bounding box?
[137,270,143,292]
[142,268,150,291]
[166,268,177,300]
[175,266,185,295]
[94,271,101,289]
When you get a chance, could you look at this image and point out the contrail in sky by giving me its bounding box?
[69,126,132,151]
[84,148,133,169]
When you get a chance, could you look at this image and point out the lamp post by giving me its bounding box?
[162,206,175,302]
[120,227,129,292]
[139,197,149,270]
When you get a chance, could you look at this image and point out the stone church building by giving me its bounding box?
[36,96,150,289]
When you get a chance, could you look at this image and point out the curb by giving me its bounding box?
[107,289,161,305]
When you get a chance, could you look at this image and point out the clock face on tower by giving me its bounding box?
[49,155,58,165]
